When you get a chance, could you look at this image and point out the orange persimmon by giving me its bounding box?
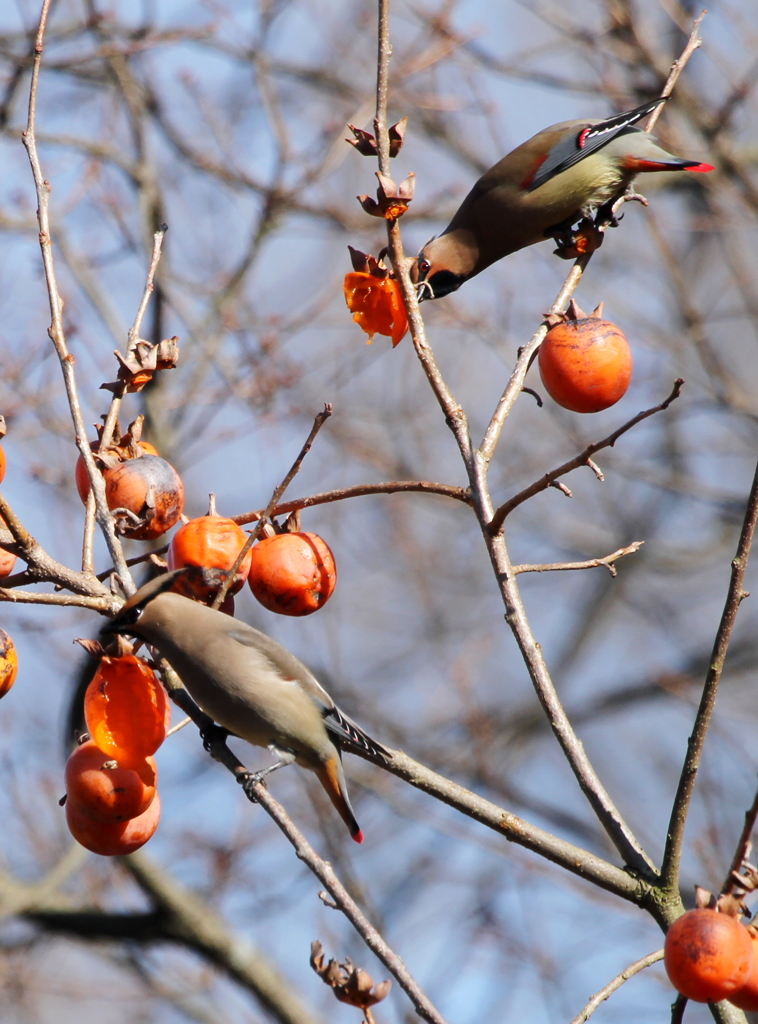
[104,454,184,540]
[65,740,157,823]
[664,909,753,1003]
[66,791,161,855]
[344,272,408,347]
[84,655,168,767]
[168,516,252,600]
[0,444,6,485]
[539,301,632,413]
[0,628,17,698]
[0,547,16,578]
[730,930,758,1011]
[248,532,336,616]
[75,439,159,503]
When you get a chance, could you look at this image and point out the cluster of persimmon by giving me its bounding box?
[168,514,337,617]
[65,424,338,855]
[76,425,337,618]
[64,654,168,855]
[664,907,758,1010]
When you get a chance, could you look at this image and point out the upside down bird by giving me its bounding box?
[411,98,713,300]
[108,569,389,843]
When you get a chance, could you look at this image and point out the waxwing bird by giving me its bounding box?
[107,569,389,843]
[411,98,713,299]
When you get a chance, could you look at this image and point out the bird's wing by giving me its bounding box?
[526,97,665,193]
[322,705,391,761]
[228,624,390,761]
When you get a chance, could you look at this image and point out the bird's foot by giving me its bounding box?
[201,722,231,758]
[552,217,604,260]
[237,770,269,802]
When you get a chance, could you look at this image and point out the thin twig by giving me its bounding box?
[85,224,170,575]
[661,455,758,891]
[159,667,449,1024]
[489,380,684,533]
[373,0,392,176]
[211,404,333,609]
[21,0,133,593]
[568,949,664,1024]
[645,12,707,134]
[721,778,758,897]
[231,479,472,525]
[480,259,590,464]
[0,589,112,610]
[513,542,644,576]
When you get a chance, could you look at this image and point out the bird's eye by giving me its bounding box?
[418,258,431,276]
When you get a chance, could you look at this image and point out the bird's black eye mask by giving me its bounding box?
[425,268,465,300]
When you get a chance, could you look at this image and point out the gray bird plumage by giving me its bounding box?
[108,569,389,842]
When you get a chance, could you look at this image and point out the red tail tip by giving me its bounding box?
[685,163,715,173]
[352,829,364,844]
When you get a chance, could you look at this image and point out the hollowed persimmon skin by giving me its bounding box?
[65,740,157,823]
[104,454,184,540]
[0,445,6,484]
[168,516,252,600]
[730,932,758,1011]
[539,318,632,413]
[0,628,18,698]
[66,791,161,856]
[664,909,753,1003]
[248,532,337,616]
[84,655,168,768]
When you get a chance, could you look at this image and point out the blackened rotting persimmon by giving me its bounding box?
[104,454,184,540]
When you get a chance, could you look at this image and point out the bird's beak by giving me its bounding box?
[416,280,434,302]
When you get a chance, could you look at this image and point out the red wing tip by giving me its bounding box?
[685,163,715,173]
[352,829,365,844]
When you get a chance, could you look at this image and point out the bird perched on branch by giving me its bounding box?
[411,97,713,300]
[107,569,389,843]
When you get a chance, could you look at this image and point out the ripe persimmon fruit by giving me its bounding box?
[104,454,184,540]
[76,439,158,503]
[84,655,169,768]
[664,909,753,1003]
[0,445,6,485]
[65,740,157,823]
[168,516,252,600]
[0,628,17,698]
[0,547,16,578]
[539,301,632,413]
[730,931,758,1011]
[248,531,337,616]
[66,791,161,856]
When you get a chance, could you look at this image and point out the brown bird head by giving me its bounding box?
[106,567,224,636]
[411,236,471,301]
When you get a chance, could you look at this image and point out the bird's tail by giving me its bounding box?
[315,755,364,844]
